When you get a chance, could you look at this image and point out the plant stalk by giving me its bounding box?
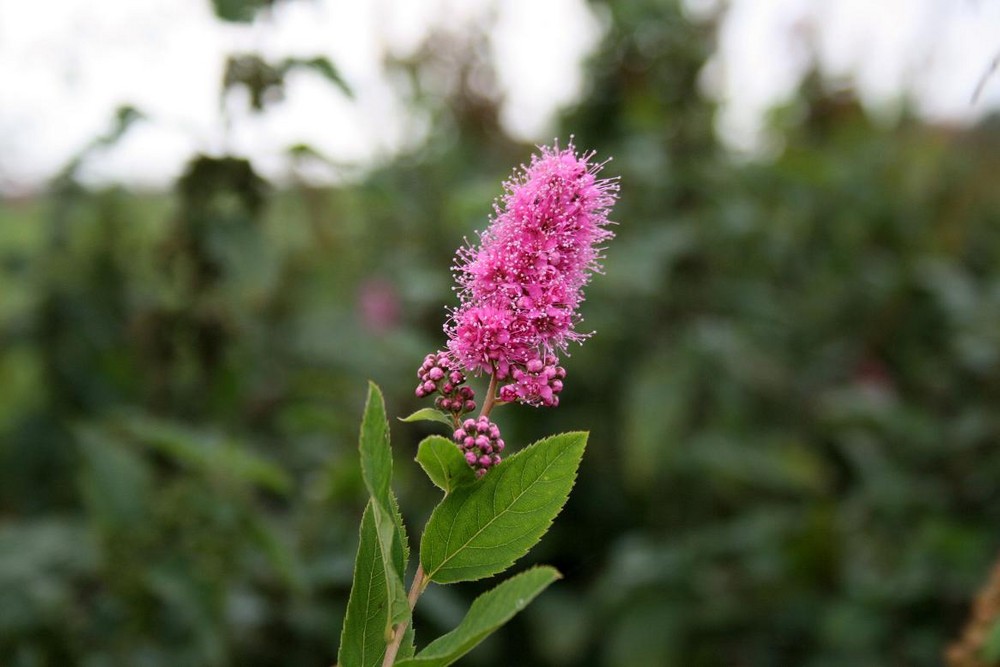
[381,564,427,667]
[385,368,498,665]
[479,367,500,419]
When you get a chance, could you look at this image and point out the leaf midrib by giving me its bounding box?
[359,529,383,667]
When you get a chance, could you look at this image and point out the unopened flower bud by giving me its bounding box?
[450,415,504,477]
[414,351,477,416]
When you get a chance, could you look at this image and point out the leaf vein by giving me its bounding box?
[427,446,574,579]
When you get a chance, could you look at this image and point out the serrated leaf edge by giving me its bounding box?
[394,566,562,667]
[421,431,587,583]
[337,502,389,667]
[358,382,410,629]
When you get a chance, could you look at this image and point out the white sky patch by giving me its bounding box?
[917,0,1000,121]
[705,0,815,153]
[0,0,224,186]
[3,0,1000,192]
[0,0,603,192]
[217,0,412,174]
[491,0,603,140]
[699,0,1000,153]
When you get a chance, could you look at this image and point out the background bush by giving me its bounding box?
[2,1,1000,665]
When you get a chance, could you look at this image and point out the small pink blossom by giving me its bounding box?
[449,305,534,378]
[498,354,566,407]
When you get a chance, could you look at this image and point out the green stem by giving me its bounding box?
[382,564,428,667]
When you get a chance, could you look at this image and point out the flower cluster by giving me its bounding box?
[415,352,476,417]
[413,142,617,476]
[453,416,505,477]
[447,142,617,397]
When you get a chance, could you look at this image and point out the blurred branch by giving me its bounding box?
[947,554,1000,666]
[222,54,352,112]
[972,51,1000,104]
[282,56,353,99]
[53,105,145,185]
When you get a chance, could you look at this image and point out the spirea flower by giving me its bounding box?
[413,141,617,477]
[447,142,618,387]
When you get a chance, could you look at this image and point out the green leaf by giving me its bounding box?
[76,427,152,530]
[246,513,304,593]
[222,55,283,111]
[398,623,416,661]
[360,382,393,504]
[114,414,291,494]
[281,56,354,98]
[359,382,410,628]
[338,502,393,667]
[399,408,454,427]
[395,567,561,667]
[416,436,475,494]
[389,491,411,584]
[420,432,587,584]
[209,0,269,22]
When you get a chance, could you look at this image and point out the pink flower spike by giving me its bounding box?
[412,141,617,479]
[446,141,618,393]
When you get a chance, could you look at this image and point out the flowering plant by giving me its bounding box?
[336,143,617,667]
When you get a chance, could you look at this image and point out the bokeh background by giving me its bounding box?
[3,1,1000,665]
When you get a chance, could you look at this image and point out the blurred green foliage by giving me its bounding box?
[2,0,1000,665]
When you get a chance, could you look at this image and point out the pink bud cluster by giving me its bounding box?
[498,355,566,407]
[453,416,505,477]
[446,142,617,405]
[415,351,476,417]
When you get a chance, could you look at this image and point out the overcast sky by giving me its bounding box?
[1,0,999,194]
